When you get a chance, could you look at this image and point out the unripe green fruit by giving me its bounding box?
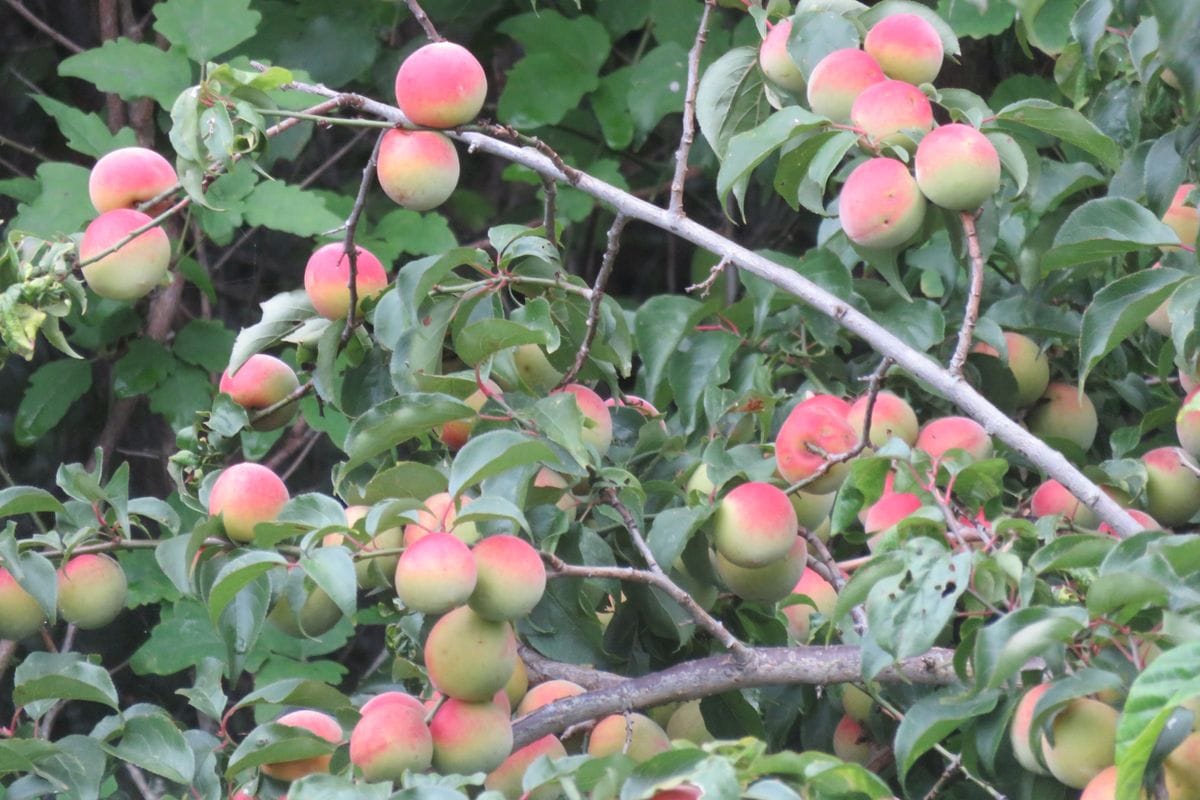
[841,684,875,724]
[846,390,919,447]
[430,698,514,774]
[57,554,127,630]
[485,735,567,800]
[758,19,805,93]
[1041,697,1118,789]
[349,705,432,781]
[863,13,944,85]
[838,158,926,250]
[219,354,301,431]
[712,481,799,568]
[587,713,670,762]
[424,606,518,702]
[714,536,807,603]
[1164,732,1200,799]
[376,129,460,212]
[806,49,886,123]
[915,124,1001,211]
[666,700,713,744]
[1029,382,1097,451]
[0,567,45,639]
[972,332,1049,408]
[468,535,546,621]
[79,209,171,301]
[513,344,563,393]
[1141,447,1200,527]
[395,532,477,614]
[268,583,343,638]
[1176,387,1200,459]
[504,657,528,710]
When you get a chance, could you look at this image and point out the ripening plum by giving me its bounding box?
[971,332,1050,408]
[838,158,926,250]
[260,709,342,782]
[1163,183,1198,251]
[587,713,670,762]
[1041,697,1118,789]
[1176,386,1200,459]
[863,13,944,85]
[915,416,993,461]
[430,697,514,774]
[268,580,343,639]
[423,605,518,702]
[712,481,799,568]
[1164,732,1200,799]
[1141,447,1200,527]
[468,535,546,621]
[395,532,477,614]
[403,492,479,546]
[79,209,171,301]
[57,554,127,630]
[395,42,488,128]
[806,49,886,123]
[516,679,586,717]
[219,354,301,431]
[832,715,872,766]
[758,19,805,92]
[1029,479,1099,528]
[303,243,388,321]
[552,383,614,456]
[914,124,1001,211]
[208,462,290,543]
[850,80,934,151]
[1028,382,1098,451]
[0,567,44,639]
[440,380,500,451]
[775,394,858,492]
[360,691,425,717]
[485,735,567,800]
[782,567,838,641]
[376,129,461,212]
[88,146,177,213]
[349,702,432,780]
[512,344,563,393]
[1009,684,1051,775]
[846,390,919,447]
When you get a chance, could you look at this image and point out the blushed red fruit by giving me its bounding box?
[715,536,808,603]
[208,462,290,543]
[783,567,838,641]
[441,380,500,451]
[605,394,661,418]
[430,697,513,774]
[1028,382,1098,451]
[1163,183,1198,250]
[57,554,127,630]
[1041,697,1118,789]
[832,715,872,766]
[395,532,477,614]
[847,390,919,447]
[260,710,341,782]
[712,481,799,568]
[775,394,859,493]
[350,703,432,780]
[0,567,44,639]
[1176,387,1200,459]
[863,492,922,535]
[88,146,177,213]
[516,680,586,717]
[863,13,944,86]
[423,605,517,702]
[850,80,934,151]
[395,42,487,128]
[838,158,926,249]
[1097,508,1159,537]
[1010,684,1051,775]
[758,19,805,92]
[806,49,886,123]
[972,332,1050,408]
[468,535,546,621]
[219,354,301,431]
[1141,447,1200,527]
[1029,479,1099,527]
[587,713,670,762]
[79,208,171,301]
[915,416,993,461]
[360,691,425,717]
[403,492,478,546]
[303,243,388,321]
[914,124,1001,211]
[376,128,460,212]
[552,383,614,455]
[485,735,568,800]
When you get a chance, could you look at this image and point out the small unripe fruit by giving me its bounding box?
[915,124,1001,211]
[1009,684,1051,775]
[516,679,585,717]
[915,416,992,461]
[485,735,567,800]
[587,713,670,762]
[395,532,477,614]
[971,332,1050,408]
[783,567,838,641]
[712,481,799,568]
[57,554,127,630]
[1176,387,1200,459]
[0,567,44,639]
[468,535,546,621]
[512,344,563,393]
[395,42,487,128]
[1041,697,1118,789]
[715,536,808,603]
[208,463,290,543]
[552,383,614,455]
[1163,183,1199,251]
[850,80,934,151]
[350,704,432,780]
[347,508,405,589]
[666,700,713,744]
[424,605,517,702]
[376,129,460,212]
[219,354,301,431]
[1141,447,1200,527]
[1028,383,1098,451]
[268,583,342,638]
[806,49,886,123]
[775,394,858,492]
[832,715,872,766]
[758,19,805,92]
[79,209,171,301]
[841,684,874,723]
[303,243,388,321]
[863,13,944,86]
[403,492,478,546]
[838,158,926,249]
[847,390,919,447]
[1029,480,1098,528]
[430,698,513,774]
[88,147,177,213]
[260,709,342,782]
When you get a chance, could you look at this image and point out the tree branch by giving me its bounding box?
[341,131,385,344]
[557,214,628,388]
[669,0,716,216]
[403,0,444,42]
[948,211,985,377]
[5,0,84,53]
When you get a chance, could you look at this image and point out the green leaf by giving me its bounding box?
[11,162,93,240]
[937,0,1016,38]
[153,0,261,62]
[31,95,136,158]
[1029,533,1116,574]
[893,688,1001,786]
[994,99,1121,169]
[100,710,195,784]
[231,678,348,713]
[130,598,226,676]
[13,652,120,714]
[225,721,342,777]
[176,657,227,720]
[0,486,64,517]
[228,290,316,374]
[717,108,826,217]
[15,359,92,446]
[646,506,711,569]
[634,295,702,407]
[243,181,343,236]
[113,339,173,399]
[300,545,358,619]
[454,495,531,535]
[1043,198,1182,270]
[696,47,770,158]
[456,318,546,366]
[59,39,192,108]
[1151,0,1200,115]
[972,606,1089,691]
[1116,641,1200,799]
[448,430,556,498]
[667,329,740,434]
[784,11,861,82]
[174,319,235,373]
[1078,268,1187,388]
[207,550,288,625]
[699,692,767,739]
[340,393,473,475]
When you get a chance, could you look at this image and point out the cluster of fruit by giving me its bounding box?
[760,13,1001,247]
[0,553,127,638]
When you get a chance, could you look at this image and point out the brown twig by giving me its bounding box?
[685,255,730,297]
[541,177,558,249]
[341,131,385,344]
[6,0,84,53]
[948,212,985,377]
[403,0,444,42]
[557,215,628,388]
[669,0,716,216]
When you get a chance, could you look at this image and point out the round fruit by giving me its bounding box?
[846,390,919,447]
[485,735,567,800]
[430,697,514,774]
[88,147,177,213]
[850,80,934,151]
[395,42,488,128]
[714,536,808,603]
[915,124,1001,211]
[712,481,799,568]
[423,605,518,702]
[552,383,614,455]
[468,535,546,621]
[806,49,886,123]
[0,566,45,639]
[1028,382,1098,451]
[775,394,858,492]
[350,703,432,781]
[57,554,127,630]
[395,532,477,614]
[758,19,805,92]
[208,462,290,543]
[863,13,944,85]
[587,713,670,762]
[915,416,993,461]
[219,354,301,431]
[79,209,171,301]
[971,332,1049,408]
[376,129,460,212]
[303,243,388,321]
[516,679,586,716]
[838,158,926,249]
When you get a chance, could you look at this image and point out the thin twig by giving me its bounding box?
[123,763,157,800]
[341,131,385,344]
[558,215,628,387]
[5,0,84,53]
[685,255,730,297]
[804,534,867,635]
[403,0,444,42]
[949,211,985,377]
[922,756,963,800]
[249,381,315,426]
[669,0,716,216]
[541,177,558,249]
